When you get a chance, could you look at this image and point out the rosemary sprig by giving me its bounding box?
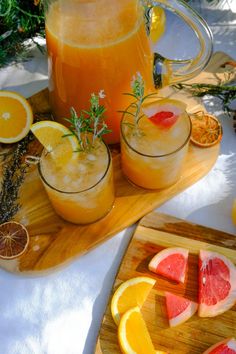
[119,72,158,127]
[173,82,236,113]
[64,91,110,152]
[0,132,35,223]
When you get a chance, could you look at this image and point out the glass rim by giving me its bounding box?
[120,109,192,158]
[38,141,112,195]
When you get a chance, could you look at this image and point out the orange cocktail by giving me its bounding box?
[39,138,114,224]
[121,98,191,189]
[45,0,153,144]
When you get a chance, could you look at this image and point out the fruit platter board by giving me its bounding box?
[0,51,234,274]
[95,212,236,354]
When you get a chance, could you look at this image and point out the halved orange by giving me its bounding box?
[0,221,29,259]
[111,276,156,325]
[190,111,222,148]
[0,91,33,143]
[118,306,156,354]
[31,121,78,165]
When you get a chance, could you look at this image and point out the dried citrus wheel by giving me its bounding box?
[111,276,156,325]
[0,221,29,259]
[150,7,166,43]
[31,121,78,165]
[0,91,33,143]
[190,111,222,147]
[118,306,156,354]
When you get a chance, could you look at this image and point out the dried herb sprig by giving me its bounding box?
[119,72,157,127]
[173,82,236,113]
[0,132,35,223]
[64,91,110,152]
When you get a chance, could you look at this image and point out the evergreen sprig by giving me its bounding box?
[64,91,110,152]
[173,82,236,113]
[0,0,45,67]
[0,132,35,223]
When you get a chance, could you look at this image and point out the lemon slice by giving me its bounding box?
[111,276,155,325]
[31,120,78,165]
[0,90,33,143]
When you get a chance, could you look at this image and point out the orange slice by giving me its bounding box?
[0,221,29,259]
[31,121,78,165]
[190,111,222,147]
[111,276,155,325]
[118,306,156,354]
[0,91,33,143]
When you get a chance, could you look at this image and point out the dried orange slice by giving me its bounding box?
[0,91,33,143]
[0,221,29,259]
[118,306,156,354]
[190,111,222,148]
[111,276,156,325]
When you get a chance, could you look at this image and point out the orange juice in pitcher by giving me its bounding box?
[45,0,213,144]
[46,0,153,143]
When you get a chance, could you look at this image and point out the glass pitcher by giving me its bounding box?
[44,0,213,144]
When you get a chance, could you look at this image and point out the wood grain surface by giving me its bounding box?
[96,212,236,354]
[0,52,234,274]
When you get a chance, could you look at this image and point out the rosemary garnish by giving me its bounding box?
[0,132,35,223]
[64,91,110,152]
[119,73,157,128]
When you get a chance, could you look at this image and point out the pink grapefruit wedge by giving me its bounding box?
[142,98,186,129]
[148,247,189,283]
[199,250,236,317]
[165,291,198,327]
[203,338,236,354]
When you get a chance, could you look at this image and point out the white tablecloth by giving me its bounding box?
[0,2,236,354]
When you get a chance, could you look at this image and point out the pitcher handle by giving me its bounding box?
[144,0,213,88]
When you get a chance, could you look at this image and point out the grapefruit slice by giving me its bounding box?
[142,98,186,129]
[148,247,189,283]
[165,292,198,327]
[203,338,236,354]
[198,250,236,317]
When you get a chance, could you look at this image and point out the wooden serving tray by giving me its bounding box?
[95,212,236,354]
[0,52,234,274]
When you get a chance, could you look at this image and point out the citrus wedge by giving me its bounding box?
[232,199,236,226]
[190,112,222,147]
[148,247,189,283]
[198,250,236,317]
[0,90,33,143]
[0,221,29,259]
[118,306,156,354]
[203,338,236,354]
[165,292,198,327]
[111,276,156,325]
[150,7,166,43]
[31,120,78,165]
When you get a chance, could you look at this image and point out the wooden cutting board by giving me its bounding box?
[0,52,234,274]
[95,212,236,354]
